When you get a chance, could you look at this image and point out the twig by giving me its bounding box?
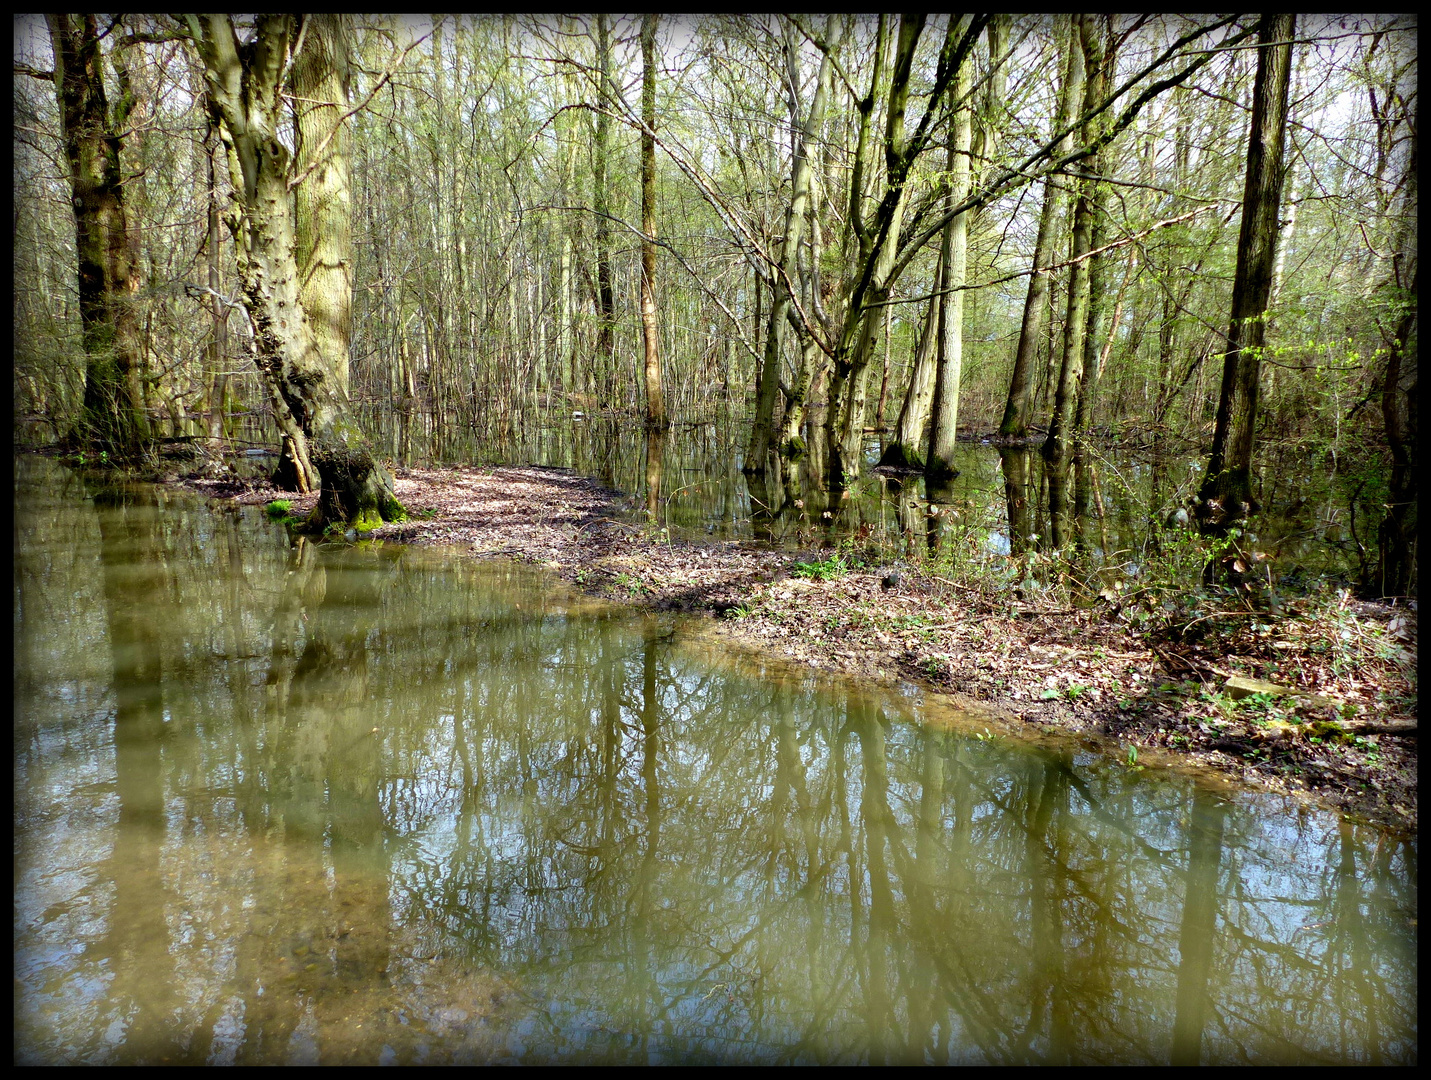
[1179,610,1281,635]
[924,574,988,594]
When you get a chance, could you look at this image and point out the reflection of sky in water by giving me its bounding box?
[13,455,1417,1065]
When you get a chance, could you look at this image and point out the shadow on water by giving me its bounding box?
[14,454,1417,1064]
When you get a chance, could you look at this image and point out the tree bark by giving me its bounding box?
[1198,14,1295,531]
[188,14,404,528]
[746,15,834,470]
[47,14,150,458]
[878,262,941,469]
[1372,272,1417,598]
[1043,15,1103,472]
[1001,20,1078,439]
[293,14,354,398]
[204,115,230,456]
[639,14,667,428]
[592,14,617,383]
[925,54,975,482]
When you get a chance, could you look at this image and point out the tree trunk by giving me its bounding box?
[1198,14,1295,531]
[747,15,834,470]
[47,14,149,458]
[1043,15,1104,471]
[1073,68,1115,441]
[824,16,910,487]
[1002,18,1078,439]
[1371,274,1417,598]
[1074,22,1118,447]
[875,304,892,428]
[1368,85,1417,598]
[188,14,404,528]
[639,14,667,428]
[925,56,974,482]
[878,264,941,469]
[777,195,831,455]
[593,15,616,379]
[293,14,354,398]
[204,117,230,454]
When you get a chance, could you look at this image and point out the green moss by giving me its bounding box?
[1308,719,1353,744]
[378,495,407,523]
[352,507,385,533]
[265,499,292,519]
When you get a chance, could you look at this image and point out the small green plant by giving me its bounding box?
[266,499,293,520]
[1125,744,1142,769]
[1065,683,1089,701]
[614,572,648,596]
[792,552,849,581]
[725,603,753,619]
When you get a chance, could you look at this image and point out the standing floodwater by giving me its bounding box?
[14,455,1417,1064]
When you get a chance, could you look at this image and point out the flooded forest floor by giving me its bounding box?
[184,461,1417,835]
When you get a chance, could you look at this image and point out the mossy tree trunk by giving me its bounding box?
[293,14,353,400]
[46,14,150,459]
[187,14,404,529]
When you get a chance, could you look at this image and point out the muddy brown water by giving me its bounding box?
[14,454,1416,1064]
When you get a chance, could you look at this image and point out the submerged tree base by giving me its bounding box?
[307,442,407,533]
[1196,466,1261,534]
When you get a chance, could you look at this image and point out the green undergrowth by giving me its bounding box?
[800,500,1413,695]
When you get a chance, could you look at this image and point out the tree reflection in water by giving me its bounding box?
[12,455,1419,1065]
